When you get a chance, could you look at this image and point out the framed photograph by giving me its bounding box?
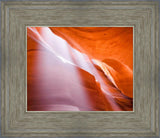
[1,1,159,137]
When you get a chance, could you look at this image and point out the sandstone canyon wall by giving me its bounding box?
[27,27,133,111]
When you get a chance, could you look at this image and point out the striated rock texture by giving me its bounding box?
[27,27,133,111]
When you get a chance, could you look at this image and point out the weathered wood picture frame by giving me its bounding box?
[1,1,159,137]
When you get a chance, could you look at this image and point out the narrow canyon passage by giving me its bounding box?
[27,27,133,111]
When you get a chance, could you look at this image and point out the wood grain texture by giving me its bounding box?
[1,1,159,137]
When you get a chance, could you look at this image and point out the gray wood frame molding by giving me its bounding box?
[1,1,159,137]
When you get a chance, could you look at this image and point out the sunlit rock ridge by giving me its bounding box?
[27,27,133,111]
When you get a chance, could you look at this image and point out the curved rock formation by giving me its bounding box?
[27,27,133,111]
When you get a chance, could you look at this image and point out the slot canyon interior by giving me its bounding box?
[27,27,133,111]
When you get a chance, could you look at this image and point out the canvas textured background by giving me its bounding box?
[0,0,159,138]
